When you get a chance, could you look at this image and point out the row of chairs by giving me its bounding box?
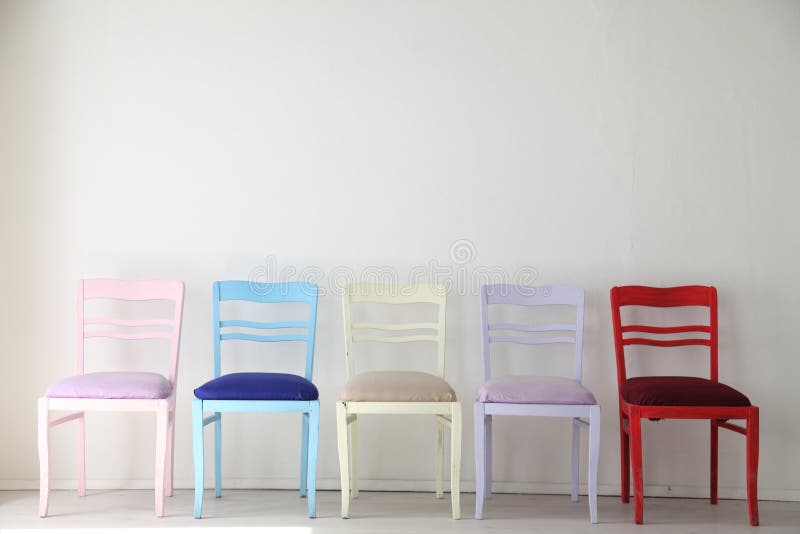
[37,279,759,525]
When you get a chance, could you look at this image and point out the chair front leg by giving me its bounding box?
[335,402,351,518]
[436,418,444,498]
[300,412,309,498]
[588,405,601,524]
[154,400,169,517]
[710,419,719,504]
[38,398,50,518]
[746,407,759,526]
[307,401,320,518]
[474,403,486,519]
[485,413,493,499]
[629,407,644,524]
[349,414,359,499]
[571,418,580,503]
[77,411,86,497]
[214,412,222,498]
[450,402,462,520]
[192,399,204,519]
[166,408,176,497]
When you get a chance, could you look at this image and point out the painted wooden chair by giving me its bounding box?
[474,284,600,522]
[38,279,185,517]
[192,280,320,518]
[336,284,462,519]
[610,285,759,525]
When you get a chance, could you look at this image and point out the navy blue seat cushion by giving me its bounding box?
[194,372,319,401]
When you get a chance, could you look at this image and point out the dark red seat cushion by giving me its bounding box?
[620,376,751,407]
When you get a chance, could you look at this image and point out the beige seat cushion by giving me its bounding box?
[340,371,457,402]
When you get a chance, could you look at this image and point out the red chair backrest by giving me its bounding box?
[610,285,719,388]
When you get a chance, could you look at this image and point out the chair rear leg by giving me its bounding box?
[746,407,759,526]
[588,405,601,524]
[629,407,644,524]
[166,408,175,497]
[77,411,86,497]
[300,413,309,498]
[38,398,50,518]
[710,419,719,504]
[450,402,462,520]
[474,403,486,519]
[350,415,359,499]
[620,410,630,503]
[335,402,351,518]
[154,402,168,517]
[571,418,580,503]
[485,414,493,499]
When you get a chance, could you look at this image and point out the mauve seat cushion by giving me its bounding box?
[620,376,751,407]
[46,372,172,399]
[194,372,319,401]
[340,371,457,402]
[477,375,597,405]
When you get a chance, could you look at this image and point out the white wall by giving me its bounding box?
[2,0,799,502]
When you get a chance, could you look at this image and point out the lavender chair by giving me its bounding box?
[474,284,600,523]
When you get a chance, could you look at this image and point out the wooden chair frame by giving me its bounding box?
[38,279,185,517]
[336,284,462,519]
[611,285,759,525]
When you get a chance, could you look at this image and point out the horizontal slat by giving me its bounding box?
[352,335,439,343]
[201,399,316,413]
[622,338,711,347]
[489,323,576,332]
[621,324,711,334]
[489,335,575,345]
[352,322,438,331]
[84,318,174,327]
[220,320,308,330]
[613,285,712,307]
[220,333,308,343]
[84,332,174,340]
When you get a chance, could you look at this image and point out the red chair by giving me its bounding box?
[610,285,758,525]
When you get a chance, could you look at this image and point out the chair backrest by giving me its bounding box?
[342,284,447,379]
[610,285,719,388]
[213,280,319,381]
[480,284,585,382]
[77,279,185,390]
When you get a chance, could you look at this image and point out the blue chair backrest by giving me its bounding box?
[213,280,319,381]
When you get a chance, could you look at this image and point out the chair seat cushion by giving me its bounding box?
[194,372,319,401]
[339,371,457,402]
[477,375,597,405]
[46,372,172,399]
[620,376,751,407]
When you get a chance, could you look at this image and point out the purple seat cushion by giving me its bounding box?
[194,372,319,401]
[477,375,597,405]
[46,372,172,399]
[620,376,751,407]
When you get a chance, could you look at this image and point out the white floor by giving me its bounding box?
[1,490,798,533]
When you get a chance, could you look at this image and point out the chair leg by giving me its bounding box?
[474,403,486,519]
[571,418,580,503]
[336,402,351,518]
[154,401,168,517]
[166,408,175,497]
[450,402,462,520]
[710,419,719,505]
[214,412,222,498]
[629,407,644,524]
[77,411,86,497]
[588,405,601,524]
[349,414,359,499]
[300,413,309,498]
[435,418,444,499]
[37,398,50,518]
[192,399,204,519]
[485,414,493,499]
[620,410,630,503]
[746,407,759,526]
[307,401,320,518]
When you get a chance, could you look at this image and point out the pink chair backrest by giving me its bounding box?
[77,279,185,390]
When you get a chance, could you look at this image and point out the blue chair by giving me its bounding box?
[192,280,320,518]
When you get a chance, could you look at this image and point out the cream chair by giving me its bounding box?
[336,284,461,519]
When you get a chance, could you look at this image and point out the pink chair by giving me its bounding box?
[38,279,185,517]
